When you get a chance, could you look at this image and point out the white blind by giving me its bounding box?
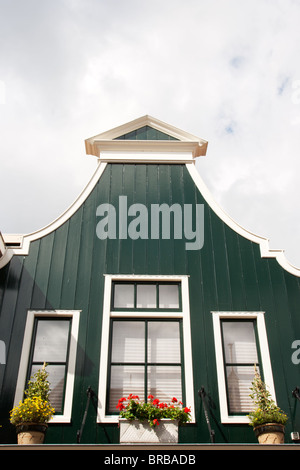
[222,321,258,413]
[226,366,256,413]
[159,284,179,308]
[147,366,182,402]
[147,322,181,363]
[136,284,156,308]
[222,322,258,364]
[109,365,145,412]
[31,319,70,413]
[111,321,145,363]
[31,364,66,412]
[33,320,69,362]
[114,284,134,308]
[109,320,182,411]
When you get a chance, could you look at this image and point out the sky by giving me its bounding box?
[1,0,300,268]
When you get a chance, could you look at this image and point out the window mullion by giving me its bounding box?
[145,320,148,400]
[134,282,137,308]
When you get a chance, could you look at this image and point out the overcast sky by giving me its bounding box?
[1,0,300,268]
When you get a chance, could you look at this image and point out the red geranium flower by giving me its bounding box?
[153,419,159,426]
[116,403,125,410]
[127,394,139,400]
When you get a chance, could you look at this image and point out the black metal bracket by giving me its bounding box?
[76,386,95,444]
[292,387,300,402]
[198,387,215,443]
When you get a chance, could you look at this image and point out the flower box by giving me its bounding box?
[119,419,179,443]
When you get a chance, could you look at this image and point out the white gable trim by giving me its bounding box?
[0,162,107,266]
[186,163,300,277]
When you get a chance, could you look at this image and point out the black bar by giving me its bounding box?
[198,387,215,444]
[77,386,95,444]
[292,387,300,402]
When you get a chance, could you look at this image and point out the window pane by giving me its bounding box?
[33,320,70,363]
[226,365,256,413]
[136,284,156,308]
[147,322,181,363]
[111,321,145,363]
[31,364,66,412]
[159,284,179,308]
[114,284,134,308]
[147,366,182,402]
[109,365,144,412]
[222,321,258,364]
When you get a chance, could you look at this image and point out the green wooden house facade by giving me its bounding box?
[1,115,300,445]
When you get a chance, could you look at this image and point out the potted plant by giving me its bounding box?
[117,394,191,443]
[248,366,288,444]
[10,363,55,444]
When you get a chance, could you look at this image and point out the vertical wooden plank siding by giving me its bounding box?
[0,163,300,444]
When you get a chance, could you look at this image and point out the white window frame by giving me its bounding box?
[212,311,276,424]
[14,310,80,424]
[97,274,195,423]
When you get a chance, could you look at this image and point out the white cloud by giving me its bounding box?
[1,0,300,267]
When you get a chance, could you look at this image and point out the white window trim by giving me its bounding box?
[212,311,276,424]
[14,310,80,424]
[97,274,195,423]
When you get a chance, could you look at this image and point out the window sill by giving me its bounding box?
[50,415,71,424]
[221,415,250,424]
[97,416,196,424]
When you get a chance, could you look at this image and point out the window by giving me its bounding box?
[14,310,80,423]
[28,318,71,413]
[212,312,276,424]
[221,320,259,414]
[107,319,182,413]
[112,282,180,310]
[98,275,195,423]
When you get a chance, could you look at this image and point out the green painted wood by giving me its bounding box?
[31,233,54,309]
[47,223,70,308]
[1,163,300,444]
[144,164,160,274]
[60,207,83,309]
[114,125,178,141]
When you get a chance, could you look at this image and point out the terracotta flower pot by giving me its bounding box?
[254,423,285,444]
[16,423,48,445]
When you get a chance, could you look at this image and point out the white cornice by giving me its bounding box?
[99,149,195,163]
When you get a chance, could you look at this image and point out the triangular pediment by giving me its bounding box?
[85,115,208,158]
